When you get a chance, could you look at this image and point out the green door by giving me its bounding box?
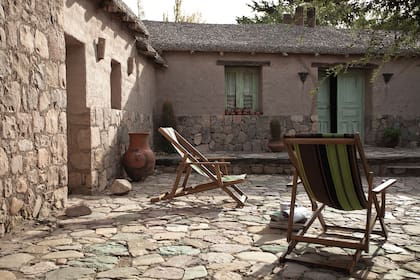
[317,70,365,138]
[337,71,364,138]
[317,72,331,133]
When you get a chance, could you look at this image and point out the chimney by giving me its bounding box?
[283,14,292,24]
[294,6,304,26]
[307,7,316,27]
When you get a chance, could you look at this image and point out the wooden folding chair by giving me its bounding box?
[150,127,248,207]
[281,133,396,273]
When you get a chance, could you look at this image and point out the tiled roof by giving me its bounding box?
[143,20,411,56]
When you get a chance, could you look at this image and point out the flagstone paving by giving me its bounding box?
[0,174,419,279]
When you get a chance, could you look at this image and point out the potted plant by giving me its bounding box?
[159,101,177,153]
[267,119,284,152]
[382,127,401,148]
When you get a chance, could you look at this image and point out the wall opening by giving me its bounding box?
[65,34,91,194]
[224,66,261,115]
[111,59,122,109]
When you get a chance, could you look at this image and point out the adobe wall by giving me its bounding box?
[155,52,315,116]
[0,0,67,235]
[368,58,420,147]
[64,0,156,193]
[155,52,420,151]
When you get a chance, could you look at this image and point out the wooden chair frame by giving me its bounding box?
[280,134,396,273]
[150,127,248,207]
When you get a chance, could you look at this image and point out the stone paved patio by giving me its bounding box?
[0,173,419,279]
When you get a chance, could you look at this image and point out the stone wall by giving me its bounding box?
[175,114,315,152]
[174,114,420,152]
[67,90,154,196]
[87,107,152,194]
[0,0,67,235]
[368,115,420,148]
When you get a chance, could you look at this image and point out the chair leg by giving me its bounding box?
[181,166,192,189]
[221,184,247,207]
[150,159,187,203]
[380,192,386,218]
[373,194,388,239]
[313,201,327,232]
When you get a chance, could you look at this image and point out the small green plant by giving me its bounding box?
[159,101,177,153]
[270,119,281,141]
[383,127,401,148]
[161,101,177,128]
[383,127,401,139]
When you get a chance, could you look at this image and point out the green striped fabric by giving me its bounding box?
[292,134,367,211]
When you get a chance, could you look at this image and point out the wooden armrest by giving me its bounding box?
[372,178,397,193]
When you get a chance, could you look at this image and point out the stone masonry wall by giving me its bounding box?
[0,0,67,235]
[89,108,152,193]
[176,115,316,152]
[68,108,152,195]
[176,114,420,151]
[367,114,420,148]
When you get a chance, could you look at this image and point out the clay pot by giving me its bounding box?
[383,137,399,148]
[122,132,156,181]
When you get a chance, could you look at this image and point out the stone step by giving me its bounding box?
[156,153,420,177]
[386,165,420,176]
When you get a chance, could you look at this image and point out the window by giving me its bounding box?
[110,59,122,109]
[225,66,260,115]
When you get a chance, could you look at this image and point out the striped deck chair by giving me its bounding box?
[281,133,396,273]
[150,127,248,207]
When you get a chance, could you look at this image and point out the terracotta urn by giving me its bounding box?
[122,132,156,181]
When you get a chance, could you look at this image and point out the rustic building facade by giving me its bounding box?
[145,21,420,152]
[63,0,159,194]
[1,0,419,235]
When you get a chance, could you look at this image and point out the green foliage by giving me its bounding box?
[237,0,367,27]
[383,127,401,140]
[237,0,419,57]
[237,0,419,33]
[270,119,282,141]
[159,101,177,153]
[382,127,401,148]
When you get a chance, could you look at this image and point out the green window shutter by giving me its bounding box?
[225,69,236,109]
[337,71,364,139]
[317,71,331,133]
[235,70,244,108]
[250,69,258,111]
[241,68,259,111]
[242,70,252,109]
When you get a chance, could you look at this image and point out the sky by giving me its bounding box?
[122,0,254,24]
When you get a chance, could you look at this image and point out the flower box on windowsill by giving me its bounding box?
[224,109,262,116]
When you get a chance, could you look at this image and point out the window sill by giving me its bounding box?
[225,109,263,116]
